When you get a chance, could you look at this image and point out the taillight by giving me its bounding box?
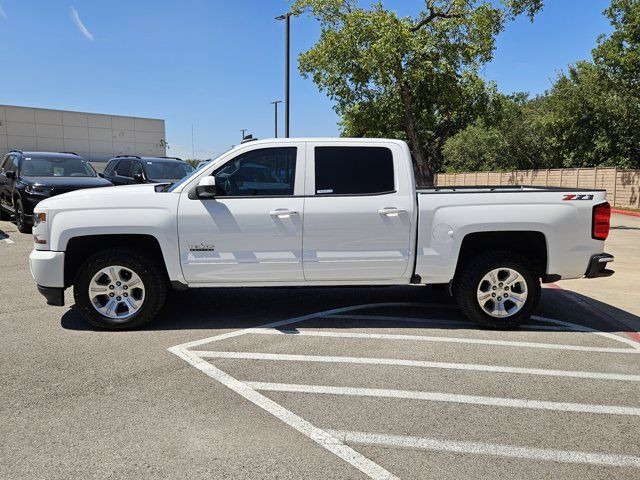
[592,202,611,240]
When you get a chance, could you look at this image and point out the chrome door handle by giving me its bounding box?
[270,209,299,219]
[378,208,406,217]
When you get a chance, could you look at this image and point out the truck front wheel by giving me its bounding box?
[454,250,541,329]
[15,198,31,234]
[73,248,167,330]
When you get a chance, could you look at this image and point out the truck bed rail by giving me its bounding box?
[416,185,607,194]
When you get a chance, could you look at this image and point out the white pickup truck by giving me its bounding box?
[29,138,614,330]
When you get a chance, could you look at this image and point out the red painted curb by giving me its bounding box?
[612,208,640,218]
[546,283,640,343]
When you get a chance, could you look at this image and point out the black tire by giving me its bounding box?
[14,198,31,234]
[454,250,540,329]
[0,201,10,221]
[73,248,167,330]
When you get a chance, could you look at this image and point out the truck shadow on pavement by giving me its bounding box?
[60,285,640,336]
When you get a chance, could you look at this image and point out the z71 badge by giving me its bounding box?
[563,194,594,201]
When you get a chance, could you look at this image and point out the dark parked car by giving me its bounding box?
[0,151,112,233]
[101,156,194,186]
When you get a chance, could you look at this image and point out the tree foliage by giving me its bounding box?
[444,0,640,171]
[291,0,544,185]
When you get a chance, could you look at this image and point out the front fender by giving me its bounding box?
[49,208,184,284]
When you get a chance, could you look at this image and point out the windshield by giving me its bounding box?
[167,150,232,192]
[145,161,194,180]
[21,157,97,177]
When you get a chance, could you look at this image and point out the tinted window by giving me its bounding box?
[145,161,193,180]
[2,155,17,173]
[103,161,117,175]
[213,147,296,197]
[315,146,394,195]
[130,161,144,177]
[21,156,95,177]
[115,160,132,177]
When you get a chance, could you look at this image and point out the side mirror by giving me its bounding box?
[133,173,144,183]
[97,172,105,178]
[195,176,217,199]
[5,171,15,179]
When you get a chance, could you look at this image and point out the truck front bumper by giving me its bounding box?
[585,253,615,278]
[29,249,66,305]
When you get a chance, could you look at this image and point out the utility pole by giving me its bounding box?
[271,100,282,138]
[276,13,292,138]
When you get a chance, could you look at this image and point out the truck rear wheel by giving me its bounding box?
[73,248,167,330]
[454,250,540,329]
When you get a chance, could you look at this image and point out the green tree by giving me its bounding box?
[592,0,640,98]
[539,62,640,169]
[442,92,551,171]
[291,0,544,185]
[444,0,640,172]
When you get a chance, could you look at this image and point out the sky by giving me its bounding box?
[0,1,613,160]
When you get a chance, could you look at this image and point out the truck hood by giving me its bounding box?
[35,183,163,210]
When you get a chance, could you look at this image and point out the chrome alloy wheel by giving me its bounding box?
[476,267,528,318]
[88,266,145,320]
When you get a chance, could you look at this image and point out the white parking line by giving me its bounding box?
[175,301,427,350]
[0,237,14,244]
[193,350,640,382]
[169,345,399,480]
[325,430,640,468]
[328,314,567,331]
[326,313,640,350]
[170,302,640,478]
[246,381,640,416]
[251,328,640,354]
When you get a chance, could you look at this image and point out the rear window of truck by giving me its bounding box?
[314,146,394,195]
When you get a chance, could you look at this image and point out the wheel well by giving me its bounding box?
[455,231,548,279]
[64,234,168,287]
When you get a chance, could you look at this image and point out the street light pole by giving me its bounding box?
[271,100,282,138]
[240,128,247,141]
[276,13,291,138]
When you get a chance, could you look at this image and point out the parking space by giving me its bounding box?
[1,214,639,479]
[170,302,640,479]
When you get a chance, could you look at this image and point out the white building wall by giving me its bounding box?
[0,105,166,162]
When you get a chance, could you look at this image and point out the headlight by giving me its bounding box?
[34,212,47,226]
[25,185,51,196]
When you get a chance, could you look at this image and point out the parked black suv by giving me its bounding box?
[0,151,112,233]
[101,156,194,186]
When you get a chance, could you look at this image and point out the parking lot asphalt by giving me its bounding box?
[1,215,639,480]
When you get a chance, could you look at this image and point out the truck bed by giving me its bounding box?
[414,185,609,284]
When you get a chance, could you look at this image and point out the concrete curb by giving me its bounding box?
[612,208,640,218]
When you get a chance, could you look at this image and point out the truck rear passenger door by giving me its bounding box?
[302,143,414,281]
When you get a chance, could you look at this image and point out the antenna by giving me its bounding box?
[191,124,195,160]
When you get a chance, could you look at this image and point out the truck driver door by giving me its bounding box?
[178,143,306,283]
